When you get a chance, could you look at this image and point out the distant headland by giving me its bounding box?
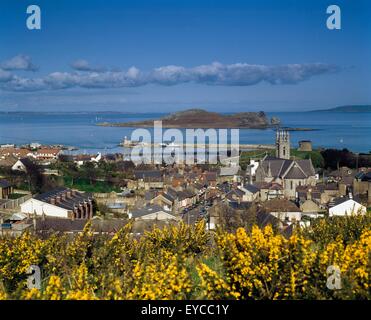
[309,105,371,113]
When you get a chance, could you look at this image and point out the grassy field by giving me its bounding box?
[63,176,120,193]
[7,193,27,200]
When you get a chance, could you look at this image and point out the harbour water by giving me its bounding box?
[0,111,370,153]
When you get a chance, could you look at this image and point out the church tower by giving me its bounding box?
[276,129,290,159]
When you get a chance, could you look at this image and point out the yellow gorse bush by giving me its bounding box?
[0,217,369,300]
[0,231,44,280]
[127,250,192,300]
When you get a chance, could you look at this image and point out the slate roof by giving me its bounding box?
[164,188,195,201]
[0,155,18,167]
[34,187,92,210]
[225,189,245,201]
[330,195,362,207]
[243,184,260,194]
[228,201,252,210]
[25,217,129,234]
[260,159,315,179]
[261,198,301,213]
[256,211,282,228]
[26,217,88,233]
[0,179,12,188]
[144,190,158,201]
[18,157,37,171]
[167,187,178,199]
[355,171,371,181]
[160,192,176,203]
[177,189,196,201]
[134,170,162,181]
[284,165,307,179]
[131,204,172,219]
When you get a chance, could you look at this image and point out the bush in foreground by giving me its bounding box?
[0,216,370,300]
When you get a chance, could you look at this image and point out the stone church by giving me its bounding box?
[255,129,317,199]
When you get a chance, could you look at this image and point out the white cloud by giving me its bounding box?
[0,54,38,71]
[70,59,106,72]
[0,69,14,82]
[0,56,339,92]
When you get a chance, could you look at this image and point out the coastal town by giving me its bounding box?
[1,0,371,305]
[0,128,369,237]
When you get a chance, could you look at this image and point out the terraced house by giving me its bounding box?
[20,187,94,219]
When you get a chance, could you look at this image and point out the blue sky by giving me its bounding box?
[0,0,370,112]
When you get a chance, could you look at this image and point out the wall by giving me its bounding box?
[0,194,32,209]
[20,198,69,218]
[329,200,366,216]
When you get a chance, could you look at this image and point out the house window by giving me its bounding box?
[283,147,286,156]
[290,181,293,189]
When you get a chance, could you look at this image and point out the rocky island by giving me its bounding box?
[98,108,277,129]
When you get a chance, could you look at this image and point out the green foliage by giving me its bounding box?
[291,149,325,168]
[63,176,120,193]
[301,213,371,247]
[240,148,325,169]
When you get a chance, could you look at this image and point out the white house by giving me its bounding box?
[31,148,62,161]
[21,187,94,219]
[12,158,35,173]
[261,198,302,224]
[329,196,367,217]
[129,205,179,221]
[219,166,241,183]
[74,153,102,167]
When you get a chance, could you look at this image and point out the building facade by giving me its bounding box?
[21,187,94,219]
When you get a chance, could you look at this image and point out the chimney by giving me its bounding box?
[33,216,37,231]
[50,197,56,205]
[67,190,72,198]
[56,195,61,204]
[61,192,67,201]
